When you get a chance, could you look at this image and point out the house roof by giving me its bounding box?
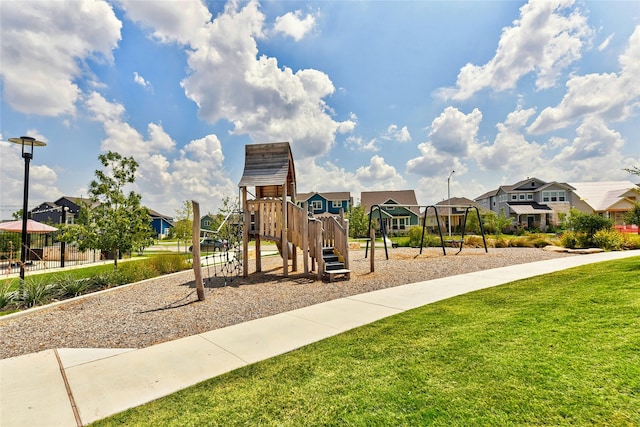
[507,202,553,215]
[238,142,296,198]
[148,209,173,221]
[474,178,573,201]
[361,190,420,216]
[569,181,639,211]
[432,197,480,215]
[297,191,351,202]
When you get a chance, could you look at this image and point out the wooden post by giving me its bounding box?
[370,227,375,273]
[192,200,205,301]
[282,186,288,277]
[242,188,249,277]
[302,202,309,275]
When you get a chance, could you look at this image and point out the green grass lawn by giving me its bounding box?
[92,257,640,426]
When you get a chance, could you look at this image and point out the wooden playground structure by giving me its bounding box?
[238,142,351,281]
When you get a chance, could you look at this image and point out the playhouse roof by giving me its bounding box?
[238,142,296,198]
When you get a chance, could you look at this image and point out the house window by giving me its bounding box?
[203,220,211,227]
[527,194,533,200]
[311,200,322,210]
[331,201,342,208]
[519,194,525,200]
[392,217,410,230]
[558,191,566,201]
[511,194,517,201]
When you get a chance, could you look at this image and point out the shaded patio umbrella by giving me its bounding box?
[0,219,58,233]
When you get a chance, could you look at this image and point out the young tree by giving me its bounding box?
[173,200,193,252]
[347,205,369,238]
[624,202,640,227]
[61,151,154,268]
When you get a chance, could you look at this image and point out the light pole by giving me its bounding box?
[447,170,455,237]
[8,136,47,285]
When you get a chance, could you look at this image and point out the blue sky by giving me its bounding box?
[1,0,639,218]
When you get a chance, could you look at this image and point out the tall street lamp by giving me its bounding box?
[8,136,47,285]
[447,170,455,237]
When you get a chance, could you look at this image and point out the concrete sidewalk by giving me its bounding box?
[2,250,638,426]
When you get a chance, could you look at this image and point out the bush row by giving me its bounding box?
[398,226,640,250]
[0,254,190,312]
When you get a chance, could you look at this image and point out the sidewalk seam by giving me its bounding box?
[54,349,83,427]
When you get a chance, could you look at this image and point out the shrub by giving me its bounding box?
[464,235,486,248]
[0,282,18,310]
[509,237,535,248]
[407,226,442,247]
[623,233,640,250]
[19,277,59,308]
[149,254,190,274]
[59,276,93,297]
[592,229,625,251]
[560,231,589,249]
[493,238,509,248]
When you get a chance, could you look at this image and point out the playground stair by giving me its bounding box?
[322,247,351,282]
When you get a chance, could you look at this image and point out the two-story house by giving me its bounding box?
[297,192,352,217]
[475,177,574,231]
[30,196,93,225]
[360,190,420,234]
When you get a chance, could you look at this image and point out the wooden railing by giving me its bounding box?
[246,199,283,241]
[316,214,349,271]
[245,198,349,279]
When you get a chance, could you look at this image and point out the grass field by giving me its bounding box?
[92,257,640,426]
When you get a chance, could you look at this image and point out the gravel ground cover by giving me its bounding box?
[0,247,575,359]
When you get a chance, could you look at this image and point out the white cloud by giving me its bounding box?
[84,92,233,214]
[133,72,151,89]
[429,107,482,156]
[0,0,121,116]
[116,0,211,46]
[473,106,544,173]
[381,124,411,142]
[554,119,624,162]
[598,33,614,51]
[345,136,379,152]
[439,0,592,101]
[0,142,62,213]
[355,155,407,189]
[273,10,318,41]
[120,0,349,159]
[528,26,640,135]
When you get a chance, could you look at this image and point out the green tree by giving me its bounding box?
[486,208,514,238]
[11,209,23,220]
[624,202,640,226]
[61,151,154,269]
[566,208,613,246]
[173,200,193,252]
[347,205,369,238]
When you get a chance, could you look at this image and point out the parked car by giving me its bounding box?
[189,238,227,252]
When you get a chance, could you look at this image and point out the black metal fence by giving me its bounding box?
[0,231,102,276]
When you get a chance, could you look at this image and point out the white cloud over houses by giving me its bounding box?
[0,0,121,117]
[439,0,592,101]
[273,9,318,41]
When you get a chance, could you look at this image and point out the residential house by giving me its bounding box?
[297,192,352,216]
[569,181,639,225]
[149,210,174,239]
[30,196,92,225]
[360,190,420,234]
[30,196,174,237]
[475,177,574,231]
[200,214,217,231]
[425,197,482,232]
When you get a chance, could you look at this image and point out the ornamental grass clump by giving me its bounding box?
[0,282,18,310]
[19,277,59,308]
